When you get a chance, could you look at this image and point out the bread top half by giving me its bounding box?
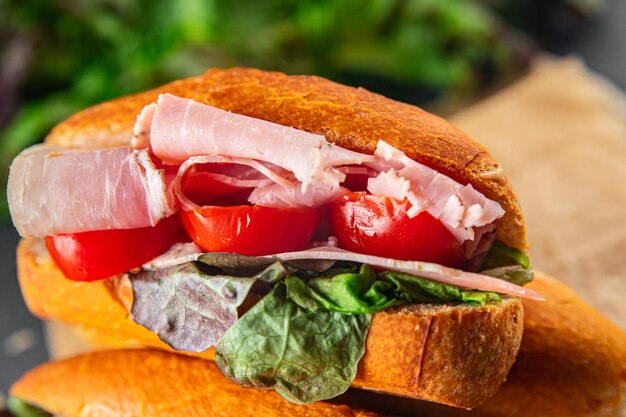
[44,67,527,251]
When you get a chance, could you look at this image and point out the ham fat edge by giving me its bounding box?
[7,94,542,300]
[7,145,174,237]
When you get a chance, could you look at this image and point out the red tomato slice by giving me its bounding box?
[180,163,321,256]
[46,214,188,282]
[329,193,464,267]
[182,171,253,207]
[182,205,320,256]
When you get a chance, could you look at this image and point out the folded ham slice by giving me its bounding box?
[8,145,173,237]
[173,155,348,210]
[367,141,505,242]
[11,96,505,252]
[137,94,373,189]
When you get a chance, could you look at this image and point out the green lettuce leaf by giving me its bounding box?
[288,265,400,314]
[482,240,530,269]
[480,240,534,286]
[378,270,502,306]
[195,252,337,278]
[7,398,51,417]
[131,261,256,352]
[215,283,370,404]
[131,249,503,358]
[286,263,501,312]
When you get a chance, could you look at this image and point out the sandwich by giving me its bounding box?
[7,271,625,417]
[8,68,542,407]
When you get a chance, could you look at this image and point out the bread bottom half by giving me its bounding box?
[17,238,523,409]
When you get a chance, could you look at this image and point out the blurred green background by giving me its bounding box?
[0,0,601,220]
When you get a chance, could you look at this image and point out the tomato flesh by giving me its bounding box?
[329,193,464,267]
[46,214,188,281]
[180,164,321,256]
[182,171,253,207]
[182,205,320,256]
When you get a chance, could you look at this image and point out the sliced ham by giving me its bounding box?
[136,94,373,189]
[8,145,173,237]
[248,182,348,208]
[132,102,156,150]
[138,241,543,300]
[366,141,505,242]
[270,247,545,301]
[142,242,203,270]
[173,155,348,210]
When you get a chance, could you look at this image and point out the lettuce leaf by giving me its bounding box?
[480,241,534,286]
[378,270,502,306]
[131,250,504,356]
[131,261,256,352]
[287,264,501,313]
[288,264,401,313]
[131,252,316,353]
[196,252,278,274]
[7,398,51,417]
[215,283,370,404]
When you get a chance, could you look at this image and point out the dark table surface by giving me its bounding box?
[0,0,624,401]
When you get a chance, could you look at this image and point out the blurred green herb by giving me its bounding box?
[0,0,601,221]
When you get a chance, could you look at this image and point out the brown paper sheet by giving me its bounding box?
[451,56,626,329]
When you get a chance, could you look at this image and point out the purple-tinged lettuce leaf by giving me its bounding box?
[130,261,255,352]
[130,253,313,353]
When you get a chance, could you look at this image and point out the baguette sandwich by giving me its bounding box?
[7,271,625,417]
[8,68,542,407]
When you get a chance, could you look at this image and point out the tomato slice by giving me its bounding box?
[182,171,253,207]
[179,162,321,256]
[46,214,188,282]
[329,193,464,267]
[182,205,320,256]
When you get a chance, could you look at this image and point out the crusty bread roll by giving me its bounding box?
[14,68,530,408]
[335,272,626,417]
[17,238,523,408]
[9,349,384,417]
[45,67,526,251]
[471,273,626,417]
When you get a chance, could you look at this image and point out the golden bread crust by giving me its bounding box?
[45,67,526,250]
[470,272,626,417]
[334,271,626,417]
[10,349,383,417]
[354,300,522,407]
[17,238,523,408]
